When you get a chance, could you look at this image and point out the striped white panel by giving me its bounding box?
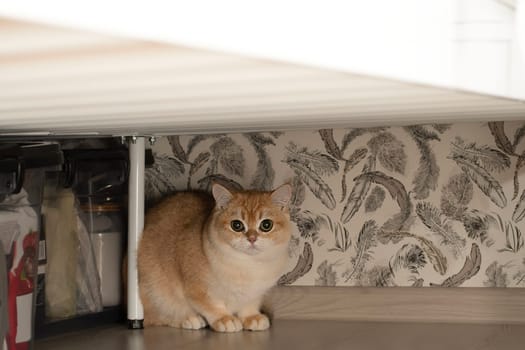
[1,19,524,137]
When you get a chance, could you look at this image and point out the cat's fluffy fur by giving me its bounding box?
[137,183,292,332]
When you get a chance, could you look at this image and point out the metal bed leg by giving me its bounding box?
[127,136,145,329]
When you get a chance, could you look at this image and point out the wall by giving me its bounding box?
[453,0,524,98]
[147,121,525,287]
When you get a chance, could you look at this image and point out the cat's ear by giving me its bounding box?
[271,184,292,208]
[212,183,233,209]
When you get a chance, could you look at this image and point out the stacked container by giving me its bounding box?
[64,149,128,308]
[0,143,63,350]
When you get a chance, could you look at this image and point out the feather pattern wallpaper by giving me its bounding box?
[146,121,525,287]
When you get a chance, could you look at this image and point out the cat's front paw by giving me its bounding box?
[241,314,270,331]
[181,314,207,330]
[211,315,243,333]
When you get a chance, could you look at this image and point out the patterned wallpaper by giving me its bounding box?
[146,121,525,287]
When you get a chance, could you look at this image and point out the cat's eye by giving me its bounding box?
[230,220,245,232]
[259,219,273,232]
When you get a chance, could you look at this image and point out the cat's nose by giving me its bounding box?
[247,235,257,243]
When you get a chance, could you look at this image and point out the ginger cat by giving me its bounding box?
[137,183,292,332]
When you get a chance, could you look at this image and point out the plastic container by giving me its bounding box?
[41,180,105,322]
[66,149,128,308]
[0,143,63,350]
[1,244,8,350]
[78,199,124,307]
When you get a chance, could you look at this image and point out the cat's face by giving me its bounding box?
[209,184,292,257]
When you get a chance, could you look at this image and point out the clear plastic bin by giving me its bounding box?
[0,143,63,350]
[78,197,124,307]
[67,149,128,308]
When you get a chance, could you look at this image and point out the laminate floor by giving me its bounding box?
[35,320,525,350]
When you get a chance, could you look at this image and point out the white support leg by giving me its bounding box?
[127,136,145,329]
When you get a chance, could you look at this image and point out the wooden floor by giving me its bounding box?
[35,320,525,350]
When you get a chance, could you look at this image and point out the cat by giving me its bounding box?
[137,183,292,332]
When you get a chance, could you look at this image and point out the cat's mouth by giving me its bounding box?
[244,244,262,255]
[230,239,264,255]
